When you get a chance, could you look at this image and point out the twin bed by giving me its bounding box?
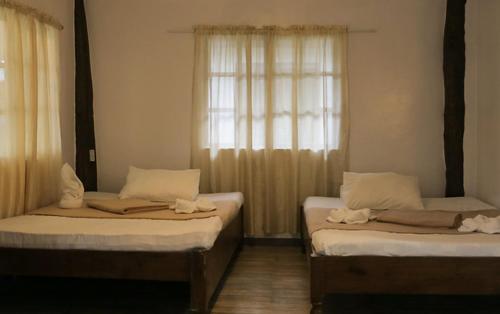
[302,196,500,314]
[0,192,244,314]
[1,188,500,314]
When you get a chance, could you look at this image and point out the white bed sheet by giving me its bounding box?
[0,192,243,252]
[304,196,500,257]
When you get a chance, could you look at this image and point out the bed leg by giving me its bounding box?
[310,301,323,314]
[189,251,209,314]
[310,256,324,314]
[300,206,306,254]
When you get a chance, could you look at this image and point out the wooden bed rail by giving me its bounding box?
[0,208,244,314]
[301,206,500,314]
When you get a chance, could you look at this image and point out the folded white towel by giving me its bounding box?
[59,163,84,209]
[174,199,198,214]
[327,207,371,224]
[196,197,217,212]
[174,198,217,214]
[459,215,500,234]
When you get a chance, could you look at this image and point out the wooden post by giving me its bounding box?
[310,257,325,314]
[443,0,466,197]
[75,0,98,191]
[190,251,209,314]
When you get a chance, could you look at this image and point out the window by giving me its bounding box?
[0,58,5,149]
[0,17,61,159]
[0,20,5,157]
[0,10,62,160]
[0,2,63,218]
[192,27,349,235]
[205,32,344,151]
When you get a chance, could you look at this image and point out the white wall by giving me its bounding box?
[17,0,75,167]
[476,0,500,207]
[86,0,478,197]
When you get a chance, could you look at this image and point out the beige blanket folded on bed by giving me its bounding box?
[306,208,500,236]
[86,199,171,214]
[28,200,238,227]
[376,209,463,228]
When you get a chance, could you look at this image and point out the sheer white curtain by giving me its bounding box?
[192,26,349,236]
[0,4,62,218]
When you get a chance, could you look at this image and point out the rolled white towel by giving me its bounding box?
[174,198,217,214]
[59,163,84,209]
[196,197,217,212]
[327,208,349,223]
[459,215,500,234]
[174,199,198,214]
[327,207,371,224]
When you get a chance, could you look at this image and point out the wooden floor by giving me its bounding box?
[212,245,310,314]
[0,245,499,313]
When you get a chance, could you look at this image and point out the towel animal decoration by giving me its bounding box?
[59,163,84,209]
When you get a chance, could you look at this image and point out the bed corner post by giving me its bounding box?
[190,250,209,314]
[300,205,307,254]
[310,256,324,314]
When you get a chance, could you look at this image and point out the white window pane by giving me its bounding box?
[251,36,265,75]
[252,78,265,117]
[209,76,236,148]
[274,36,294,74]
[236,77,247,148]
[327,115,341,150]
[274,77,292,113]
[301,37,321,73]
[210,35,238,74]
[300,36,333,74]
[273,114,291,149]
[298,114,323,150]
[252,77,265,149]
[273,77,292,149]
[330,77,342,114]
[210,111,235,148]
[298,76,323,115]
[252,118,265,149]
[324,37,334,73]
[210,77,235,109]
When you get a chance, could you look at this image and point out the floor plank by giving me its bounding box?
[212,246,310,314]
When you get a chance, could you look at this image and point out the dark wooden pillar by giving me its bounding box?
[443,0,466,197]
[75,0,97,191]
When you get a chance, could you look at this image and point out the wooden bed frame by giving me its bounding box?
[301,207,500,314]
[0,208,244,314]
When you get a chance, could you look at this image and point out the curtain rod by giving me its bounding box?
[0,0,63,30]
[167,28,377,34]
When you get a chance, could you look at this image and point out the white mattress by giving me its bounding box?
[304,196,500,257]
[0,192,243,252]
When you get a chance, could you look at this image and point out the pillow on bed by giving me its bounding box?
[341,172,424,210]
[119,166,200,203]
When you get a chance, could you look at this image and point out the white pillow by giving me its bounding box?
[119,166,200,203]
[341,172,424,210]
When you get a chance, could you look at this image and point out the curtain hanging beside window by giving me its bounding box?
[191,25,349,236]
[0,2,63,218]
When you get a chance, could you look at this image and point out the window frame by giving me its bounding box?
[205,35,342,151]
[0,59,6,157]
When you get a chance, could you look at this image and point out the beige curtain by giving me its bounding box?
[0,4,62,218]
[192,26,349,236]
